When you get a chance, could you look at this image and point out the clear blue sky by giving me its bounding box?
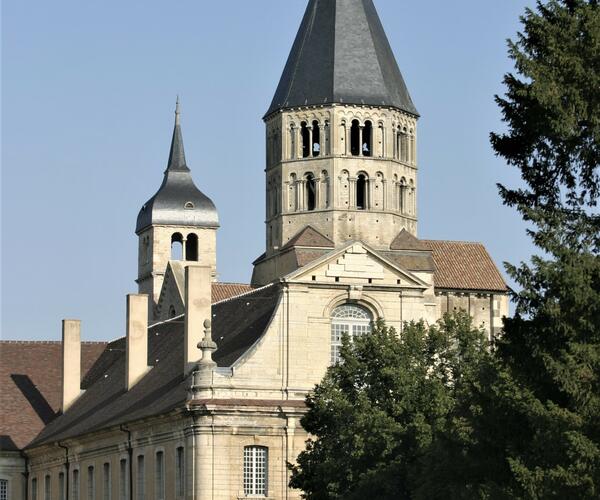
[2,0,537,341]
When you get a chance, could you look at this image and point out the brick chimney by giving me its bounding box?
[126,294,151,390]
[184,265,212,373]
[61,319,82,412]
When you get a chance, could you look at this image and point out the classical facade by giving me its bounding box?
[1,1,509,499]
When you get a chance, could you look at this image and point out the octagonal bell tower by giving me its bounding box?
[254,0,419,284]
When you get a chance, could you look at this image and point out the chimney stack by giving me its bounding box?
[184,265,212,373]
[61,319,82,412]
[126,294,151,390]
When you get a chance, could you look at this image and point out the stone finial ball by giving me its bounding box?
[203,319,212,329]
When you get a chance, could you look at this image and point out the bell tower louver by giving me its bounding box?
[253,0,419,285]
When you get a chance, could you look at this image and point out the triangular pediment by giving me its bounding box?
[285,241,428,288]
[155,261,185,321]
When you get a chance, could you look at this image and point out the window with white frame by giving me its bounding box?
[243,446,268,496]
[0,479,7,500]
[155,451,165,500]
[175,447,185,498]
[330,304,373,364]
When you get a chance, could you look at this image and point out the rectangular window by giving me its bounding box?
[44,475,51,500]
[136,456,145,500]
[119,459,128,500]
[155,451,165,500]
[103,463,111,500]
[88,466,95,500]
[59,472,65,500]
[72,469,80,500]
[330,323,348,364]
[0,479,7,500]
[243,446,268,496]
[175,447,185,498]
[31,478,37,500]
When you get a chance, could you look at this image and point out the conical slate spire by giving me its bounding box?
[266,0,418,118]
[136,99,219,234]
[166,97,188,172]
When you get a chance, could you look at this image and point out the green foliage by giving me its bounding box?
[423,1,600,498]
[288,313,489,500]
[291,2,600,498]
[491,0,600,216]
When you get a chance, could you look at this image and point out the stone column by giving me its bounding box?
[182,237,187,261]
[382,179,388,210]
[299,180,306,211]
[359,126,364,156]
[290,125,295,159]
[314,176,321,209]
[349,178,356,208]
[368,179,375,209]
[194,423,214,500]
[324,121,330,155]
[308,126,313,157]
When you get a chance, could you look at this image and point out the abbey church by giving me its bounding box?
[0,1,508,499]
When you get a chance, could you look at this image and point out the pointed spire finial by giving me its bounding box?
[166,96,187,172]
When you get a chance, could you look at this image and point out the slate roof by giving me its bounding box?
[28,284,281,448]
[0,341,106,451]
[136,101,219,233]
[266,0,417,117]
[281,226,335,250]
[422,240,508,292]
[390,229,430,251]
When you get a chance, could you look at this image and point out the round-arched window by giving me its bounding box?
[330,304,373,364]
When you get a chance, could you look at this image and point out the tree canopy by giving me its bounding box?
[290,1,600,498]
[289,315,490,499]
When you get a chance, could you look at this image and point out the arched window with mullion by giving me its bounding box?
[330,304,373,364]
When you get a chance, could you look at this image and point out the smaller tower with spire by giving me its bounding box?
[136,100,219,317]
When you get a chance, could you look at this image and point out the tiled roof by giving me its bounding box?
[29,284,281,447]
[212,282,254,303]
[422,240,508,292]
[0,341,106,450]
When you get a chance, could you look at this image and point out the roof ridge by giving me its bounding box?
[212,282,277,306]
[214,281,252,287]
[0,340,108,345]
[421,238,485,246]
